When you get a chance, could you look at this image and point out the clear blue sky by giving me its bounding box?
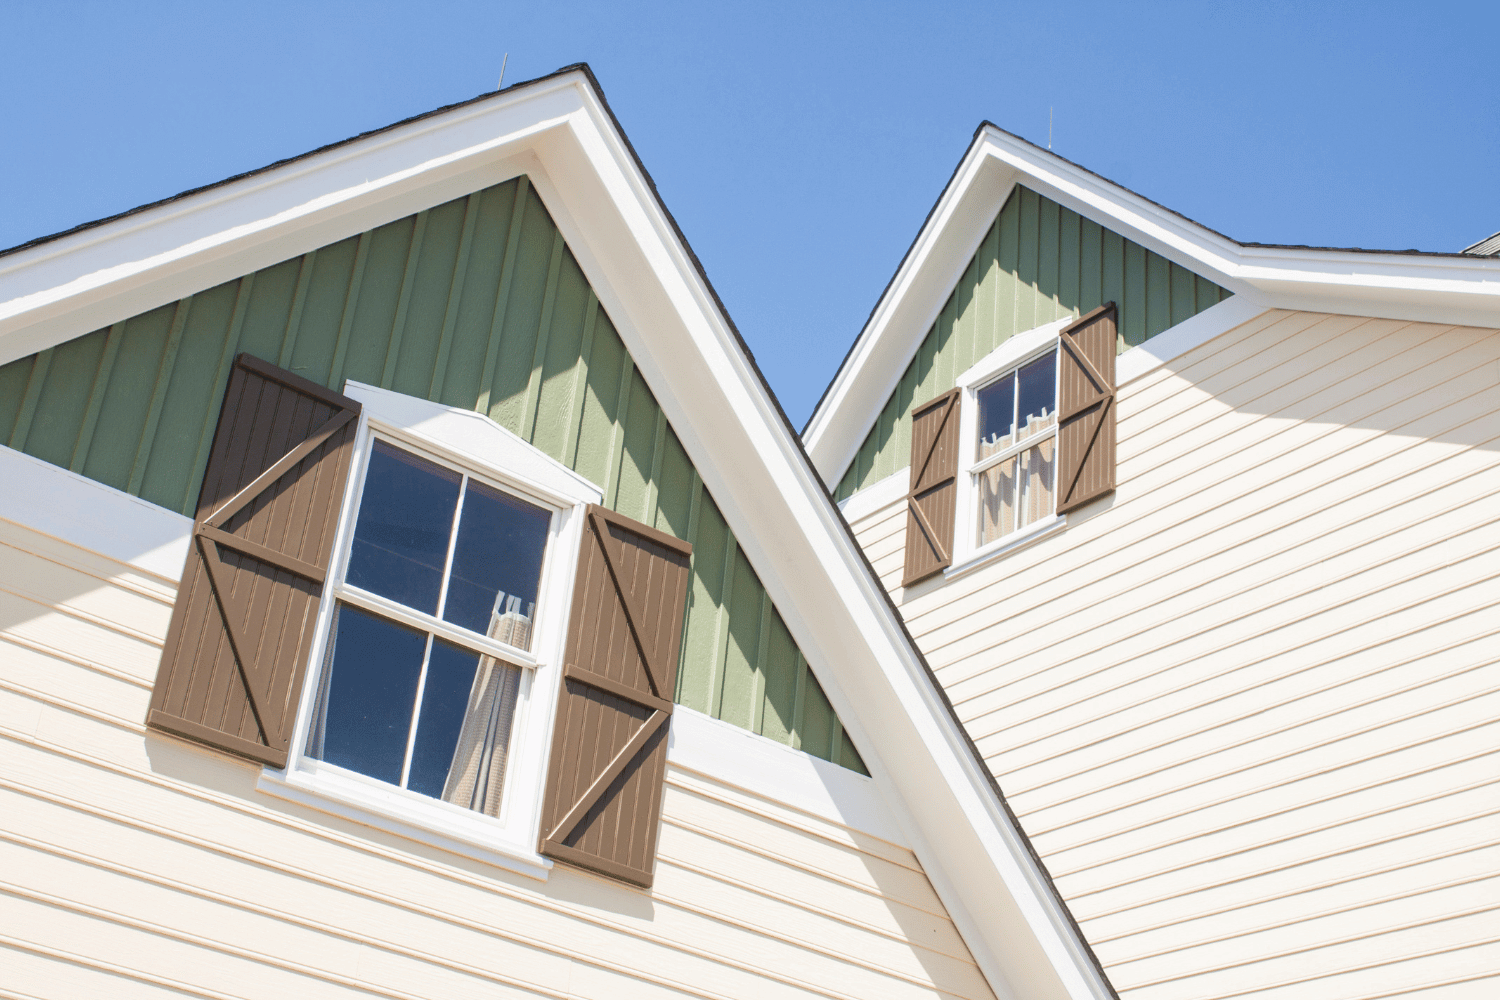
[4,2,1496,426]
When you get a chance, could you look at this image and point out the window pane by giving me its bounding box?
[976,376,1016,459]
[443,480,551,649]
[1018,437,1056,529]
[1016,352,1057,442]
[347,440,461,615]
[976,455,1017,546]
[307,604,426,786]
[406,639,481,800]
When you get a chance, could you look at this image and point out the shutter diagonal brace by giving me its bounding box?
[907,494,950,564]
[196,533,274,745]
[1059,396,1112,505]
[203,408,356,529]
[544,510,678,846]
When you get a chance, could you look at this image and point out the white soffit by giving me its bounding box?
[0,70,1117,1000]
[803,124,1500,484]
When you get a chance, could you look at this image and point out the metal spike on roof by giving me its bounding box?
[1462,230,1500,256]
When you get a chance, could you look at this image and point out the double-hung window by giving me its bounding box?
[952,315,1074,569]
[268,381,603,873]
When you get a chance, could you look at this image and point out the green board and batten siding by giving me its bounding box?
[0,176,866,774]
[834,185,1231,499]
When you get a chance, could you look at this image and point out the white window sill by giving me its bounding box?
[943,514,1066,582]
[256,762,553,881]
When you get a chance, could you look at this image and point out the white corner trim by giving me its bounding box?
[256,765,553,881]
[1116,295,1269,386]
[0,443,191,580]
[666,707,905,845]
[836,467,909,524]
[943,514,1065,583]
[343,381,603,507]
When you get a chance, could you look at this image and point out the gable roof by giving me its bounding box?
[0,66,1117,1000]
[804,122,1500,486]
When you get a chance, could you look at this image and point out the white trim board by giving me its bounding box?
[0,443,191,580]
[803,123,1500,486]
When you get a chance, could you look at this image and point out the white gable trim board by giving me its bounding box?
[803,124,1500,488]
[0,69,1114,1000]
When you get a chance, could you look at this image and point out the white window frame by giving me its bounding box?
[949,315,1075,579]
[258,381,603,880]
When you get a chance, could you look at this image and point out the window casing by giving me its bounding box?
[264,381,602,876]
[952,315,1075,572]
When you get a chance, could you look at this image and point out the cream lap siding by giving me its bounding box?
[844,310,1500,1000]
[0,516,991,1000]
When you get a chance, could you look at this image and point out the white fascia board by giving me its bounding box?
[804,123,1500,485]
[533,88,1112,1000]
[0,74,1111,999]
[0,78,584,368]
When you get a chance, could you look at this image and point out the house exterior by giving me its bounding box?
[0,67,1130,1000]
[805,125,1500,998]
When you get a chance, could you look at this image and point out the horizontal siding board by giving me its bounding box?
[0,176,857,766]
[845,312,1500,999]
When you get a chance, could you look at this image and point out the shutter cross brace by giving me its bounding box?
[542,509,680,848]
[190,405,356,750]
[907,493,949,564]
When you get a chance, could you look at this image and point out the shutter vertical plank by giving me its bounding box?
[148,354,361,767]
[541,505,691,887]
[902,388,961,586]
[1057,303,1118,513]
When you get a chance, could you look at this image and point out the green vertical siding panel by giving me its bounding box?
[1037,194,1061,321]
[141,283,238,508]
[1058,206,1081,314]
[438,185,509,410]
[3,175,863,771]
[614,369,657,523]
[0,355,35,444]
[1145,250,1171,341]
[488,186,556,435]
[798,671,836,764]
[1079,217,1104,316]
[341,218,413,389]
[842,185,1231,493]
[719,549,764,732]
[677,493,728,714]
[23,334,101,470]
[290,238,357,386]
[651,426,694,540]
[758,609,800,744]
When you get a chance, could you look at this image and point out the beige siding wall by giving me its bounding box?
[0,515,991,1000]
[846,311,1500,999]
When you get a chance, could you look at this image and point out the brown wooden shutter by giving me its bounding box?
[1057,303,1118,514]
[540,505,692,887]
[147,354,361,768]
[903,388,961,586]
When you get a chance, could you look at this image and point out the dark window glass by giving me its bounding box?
[314,604,426,786]
[1016,352,1057,436]
[346,441,460,615]
[443,480,550,648]
[406,639,481,799]
[976,375,1016,457]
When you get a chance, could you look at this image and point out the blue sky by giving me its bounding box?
[4,2,1496,425]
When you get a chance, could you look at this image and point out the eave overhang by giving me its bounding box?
[0,68,1116,1000]
[804,123,1500,486]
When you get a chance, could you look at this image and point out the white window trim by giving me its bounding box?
[257,381,602,881]
[948,315,1075,580]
